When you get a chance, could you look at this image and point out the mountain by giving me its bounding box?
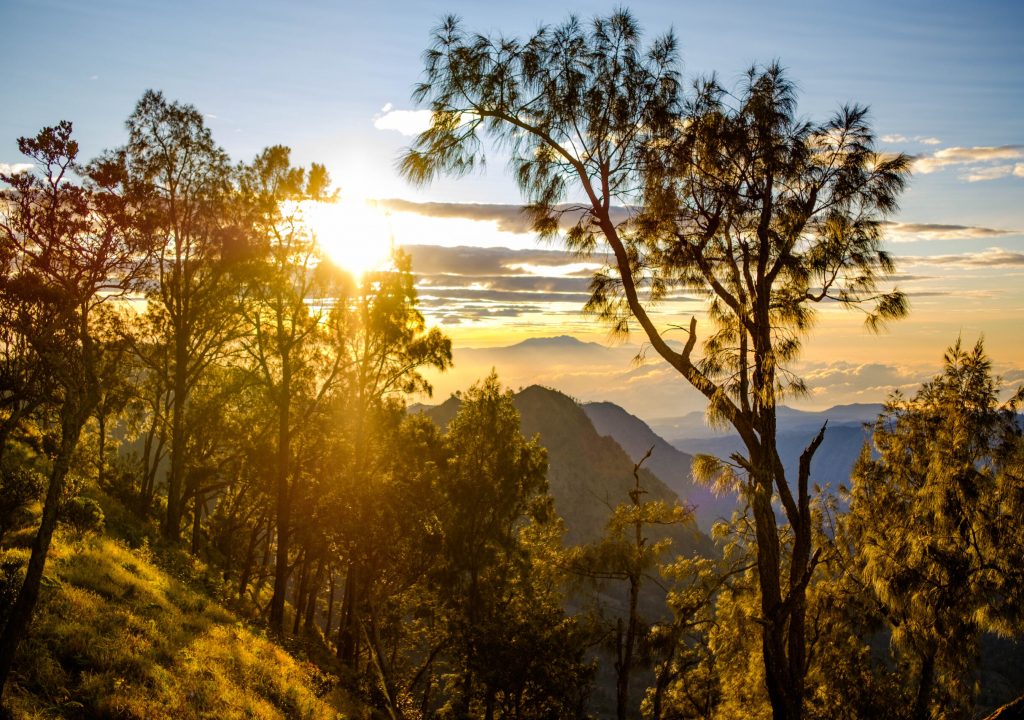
[666,404,883,494]
[582,402,737,531]
[417,386,712,556]
[649,403,884,443]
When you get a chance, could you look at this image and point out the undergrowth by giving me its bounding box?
[0,490,358,719]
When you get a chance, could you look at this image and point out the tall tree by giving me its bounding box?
[847,339,1024,719]
[330,250,451,661]
[0,122,147,696]
[122,90,236,540]
[432,374,588,719]
[401,12,910,719]
[235,145,344,632]
[570,449,691,720]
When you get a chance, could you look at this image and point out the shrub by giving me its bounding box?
[0,464,44,540]
[61,496,105,535]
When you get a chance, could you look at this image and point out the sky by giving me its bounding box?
[2,0,1022,417]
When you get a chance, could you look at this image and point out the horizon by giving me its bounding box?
[3,0,1022,412]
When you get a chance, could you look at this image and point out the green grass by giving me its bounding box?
[1,497,358,719]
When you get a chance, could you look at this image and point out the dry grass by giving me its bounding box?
[2,525,350,719]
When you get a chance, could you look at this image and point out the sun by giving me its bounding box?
[305,196,394,277]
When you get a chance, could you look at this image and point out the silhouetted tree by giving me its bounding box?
[0,122,147,696]
[235,145,344,632]
[121,90,237,541]
[402,12,910,718]
[569,448,691,720]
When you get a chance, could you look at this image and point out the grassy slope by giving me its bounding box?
[1,494,355,720]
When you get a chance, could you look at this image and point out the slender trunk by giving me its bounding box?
[338,562,359,663]
[484,685,496,720]
[190,486,204,556]
[254,524,274,601]
[238,516,263,600]
[303,558,324,634]
[164,331,187,540]
[0,401,87,697]
[140,406,160,513]
[96,410,107,488]
[911,650,936,720]
[292,549,308,635]
[324,569,335,639]
[269,363,291,632]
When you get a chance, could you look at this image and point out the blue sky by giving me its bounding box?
[3,0,1022,412]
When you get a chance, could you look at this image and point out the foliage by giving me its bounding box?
[0,465,44,542]
[58,496,105,536]
[847,339,1024,719]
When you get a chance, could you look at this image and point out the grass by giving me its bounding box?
[1,493,359,719]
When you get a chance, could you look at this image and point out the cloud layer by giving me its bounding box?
[912,145,1024,182]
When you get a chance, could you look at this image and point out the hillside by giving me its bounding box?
[582,401,738,532]
[420,386,712,556]
[1,493,353,719]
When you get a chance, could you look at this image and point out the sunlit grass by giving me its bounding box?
[3,519,348,719]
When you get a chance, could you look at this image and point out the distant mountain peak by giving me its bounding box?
[508,335,593,349]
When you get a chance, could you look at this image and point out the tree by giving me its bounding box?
[0,122,147,696]
[401,12,910,719]
[329,250,451,662]
[847,339,1024,719]
[235,144,345,632]
[122,90,237,540]
[431,374,588,720]
[569,449,691,720]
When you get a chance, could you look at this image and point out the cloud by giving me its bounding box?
[881,134,941,145]
[379,198,634,234]
[0,163,33,176]
[418,273,590,294]
[1015,163,1024,178]
[913,145,1024,176]
[884,221,1018,242]
[899,247,1024,267]
[963,165,1015,182]
[373,109,432,136]
[404,244,583,276]
[800,361,929,403]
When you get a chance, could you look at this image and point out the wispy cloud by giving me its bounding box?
[0,162,33,176]
[913,145,1024,180]
[884,221,1017,242]
[882,134,941,145]
[379,198,633,234]
[404,244,587,276]
[899,247,1024,267]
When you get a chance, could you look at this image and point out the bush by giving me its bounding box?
[0,464,45,540]
[61,496,105,535]
[0,557,24,628]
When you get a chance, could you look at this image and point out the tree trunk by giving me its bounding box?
[190,486,204,556]
[303,558,324,634]
[324,569,335,639]
[96,410,107,488]
[0,400,87,698]
[164,334,188,540]
[269,365,291,633]
[238,516,264,600]
[338,562,359,664]
[292,550,308,635]
[911,650,936,720]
